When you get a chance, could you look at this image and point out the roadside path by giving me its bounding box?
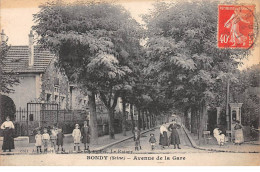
[0,127,157,155]
[103,126,208,154]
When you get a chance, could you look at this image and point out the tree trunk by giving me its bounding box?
[149,112,152,128]
[130,104,135,133]
[197,108,200,140]
[184,108,190,130]
[99,91,119,139]
[146,111,150,129]
[153,113,157,126]
[138,108,141,130]
[88,91,98,144]
[122,96,127,136]
[198,101,207,145]
[191,106,197,133]
[142,110,146,130]
[152,113,155,127]
[108,108,115,139]
[150,112,153,127]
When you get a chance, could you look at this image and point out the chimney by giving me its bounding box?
[1,29,6,43]
[28,30,34,66]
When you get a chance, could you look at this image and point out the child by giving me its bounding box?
[134,127,141,151]
[50,126,58,153]
[72,124,81,153]
[149,133,156,150]
[56,128,64,153]
[35,130,43,153]
[42,128,50,153]
[81,121,91,152]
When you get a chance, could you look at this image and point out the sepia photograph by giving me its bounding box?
[0,0,259,166]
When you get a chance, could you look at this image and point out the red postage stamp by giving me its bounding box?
[218,5,255,49]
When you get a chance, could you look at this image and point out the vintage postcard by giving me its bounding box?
[0,0,260,166]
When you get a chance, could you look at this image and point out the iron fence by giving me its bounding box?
[14,102,88,136]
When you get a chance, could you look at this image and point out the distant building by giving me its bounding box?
[69,84,88,110]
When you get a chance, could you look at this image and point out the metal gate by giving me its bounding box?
[26,103,58,135]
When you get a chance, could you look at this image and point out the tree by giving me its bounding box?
[0,95,16,124]
[33,1,143,139]
[0,38,19,94]
[143,0,253,143]
[229,64,260,127]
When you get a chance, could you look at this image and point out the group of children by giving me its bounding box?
[35,126,64,153]
[134,127,157,151]
[35,125,159,153]
[35,122,90,154]
[36,124,159,153]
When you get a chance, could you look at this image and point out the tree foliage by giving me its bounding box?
[143,0,250,111]
[0,94,16,123]
[0,39,19,94]
[142,0,255,141]
[230,64,260,126]
[32,0,258,140]
[33,1,144,139]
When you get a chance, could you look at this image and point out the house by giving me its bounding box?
[1,30,88,131]
[2,30,70,110]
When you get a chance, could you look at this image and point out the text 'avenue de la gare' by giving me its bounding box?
[86,156,186,161]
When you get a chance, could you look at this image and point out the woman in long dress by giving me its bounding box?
[224,7,250,46]
[159,123,168,148]
[213,127,225,146]
[1,116,15,152]
[168,121,181,149]
[234,120,244,145]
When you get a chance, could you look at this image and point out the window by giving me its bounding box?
[79,99,82,107]
[46,94,52,103]
[54,87,59,93]
[60,96,65,109]
[55,95,58,103]
[29,114,34,121]
[232,110,237,121]
[54,77,59,86]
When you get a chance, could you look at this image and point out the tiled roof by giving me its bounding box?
[3,46,55,73]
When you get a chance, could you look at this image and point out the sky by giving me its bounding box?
[0,0,259,70]
[0,0,154,45]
